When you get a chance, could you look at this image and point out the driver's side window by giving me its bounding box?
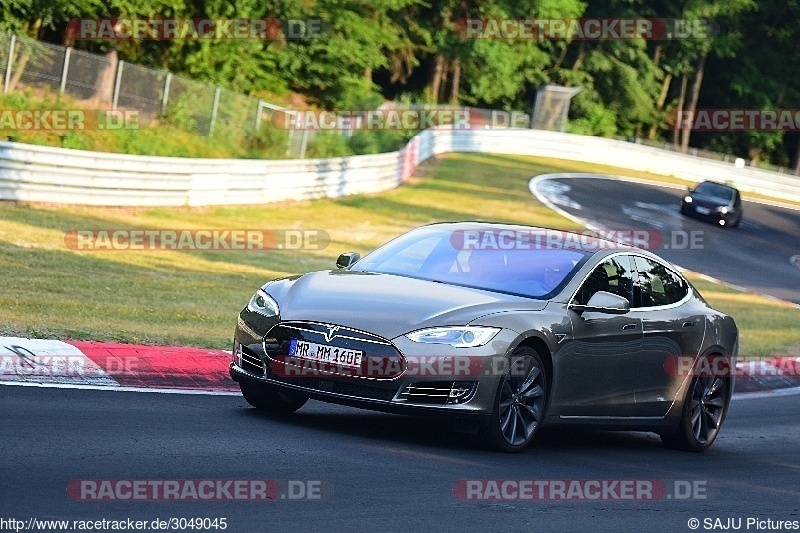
[574,255,635,305]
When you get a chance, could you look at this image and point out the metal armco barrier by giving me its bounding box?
[0,128,797,206]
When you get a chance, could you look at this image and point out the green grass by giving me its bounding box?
[686,277,800,357]
[0,152,797,355]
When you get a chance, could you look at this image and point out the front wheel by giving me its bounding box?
[240,383,308,414]
[661,372,729,452]
[480,346,548,453]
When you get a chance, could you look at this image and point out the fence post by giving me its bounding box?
[161,73,171,116]
[255,99,263,132]
[209,87,221,136]
[4,34,16,95]
[59,47,71,95]
[112,60,124,110]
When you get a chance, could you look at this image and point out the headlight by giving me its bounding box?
[684,195,693,203]
[405,326,501,348]
[247,289,280,317]
[718,206,729,214]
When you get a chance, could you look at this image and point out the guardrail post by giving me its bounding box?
[4,34,16,95]
[209,87,221,136]
[59,47,71,95]
[161,73,171,116]
[112,60,124,110]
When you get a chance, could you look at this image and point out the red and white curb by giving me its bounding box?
[0,337,238,395]
[2,336,800,399]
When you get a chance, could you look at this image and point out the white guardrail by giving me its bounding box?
[1,128,798,206]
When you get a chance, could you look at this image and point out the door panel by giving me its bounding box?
[554,312,643,416]
[631,256,706,416]
[553,255,642,417]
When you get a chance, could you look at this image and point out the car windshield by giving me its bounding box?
[693,182,734,202]
[351,226,592,299]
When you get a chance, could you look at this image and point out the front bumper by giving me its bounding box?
[231,312,518,419]
[230,363,491,422]
[682,202,737,224]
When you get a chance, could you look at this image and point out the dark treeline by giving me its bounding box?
[2,0,799,168]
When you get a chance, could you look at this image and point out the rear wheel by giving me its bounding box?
[480,346,548,453]
[661,370,729,452]
[240,383,308,414]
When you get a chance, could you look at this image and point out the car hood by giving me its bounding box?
[264,270,547,339]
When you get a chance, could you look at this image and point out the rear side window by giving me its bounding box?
[632,256,688,307]
[574,255,634,305]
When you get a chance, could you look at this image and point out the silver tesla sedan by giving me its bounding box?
[231,223,738,452]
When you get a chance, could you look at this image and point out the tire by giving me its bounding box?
[240,382,308,414]
[661,369,730,452]
[479,346,548,453]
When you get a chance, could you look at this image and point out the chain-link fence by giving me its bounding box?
[115,61,167,119]
[0,33,283,144]
[0,32,531,159]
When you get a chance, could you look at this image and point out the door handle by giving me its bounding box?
[622,323,637,330]
[682,321,696,328]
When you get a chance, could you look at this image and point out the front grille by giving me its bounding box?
[264,321,406,380]
[397,381,478,405]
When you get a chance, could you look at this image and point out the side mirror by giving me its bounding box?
[570,291,630,315]
[336,252,361,269]
[687,186,694,193]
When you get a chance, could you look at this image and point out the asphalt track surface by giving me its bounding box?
[532,175,800,305]
[2,386,799,532]
[2,175,799,533]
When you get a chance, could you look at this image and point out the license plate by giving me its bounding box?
[695,206,711,215]
[288,339,364,368]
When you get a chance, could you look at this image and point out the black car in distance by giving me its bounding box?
[680,180,743,227]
